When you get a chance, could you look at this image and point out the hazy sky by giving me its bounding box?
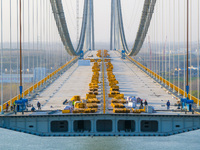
[63,0,200,45]
[63,0,144,44]
[1,0,200,49]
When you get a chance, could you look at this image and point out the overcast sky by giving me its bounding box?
[63,0,200,44]
[1,0,200,48]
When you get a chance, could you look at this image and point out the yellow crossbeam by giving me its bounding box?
[102,50,106,114]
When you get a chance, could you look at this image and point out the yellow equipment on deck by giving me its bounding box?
[71,95,81,101]
[86,103,98,108]
[75,102,86,108]
[73,108,97,113]
[113,108,130,113]
[108,91,120,98]
[111,98,127,104]
[62,110,70,113]
[86,94,96,100]
[114,94,124,99]
[132,107,145,113]
[86,98,100,103]
[111,103,125,108]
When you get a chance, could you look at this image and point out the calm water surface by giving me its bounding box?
[0,128,199,150]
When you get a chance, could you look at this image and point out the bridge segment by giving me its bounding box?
[0,50,199,136]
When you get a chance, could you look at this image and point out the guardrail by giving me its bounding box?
[127,56,200,105]
[0,57,78,112]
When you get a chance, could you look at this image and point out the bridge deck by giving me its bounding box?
[4,50,186,116]
[29,51,98,112]
[1,51,199,137]
[109,51,177,112]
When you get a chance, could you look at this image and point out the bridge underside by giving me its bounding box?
[0,114,199,136]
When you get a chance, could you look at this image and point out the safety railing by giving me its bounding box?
[127,56,200,105]
[0,57,78,112]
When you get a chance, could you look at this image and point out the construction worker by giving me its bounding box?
[31,106,36,112]
[6,102,9,112]
[72,100,75,108]
[166,100,170,110]
[140,100,143,109]
[37,101,41,110]
[144,100,148,106]
[13,101,16,111]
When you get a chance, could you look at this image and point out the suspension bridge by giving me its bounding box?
[0,0,200,136]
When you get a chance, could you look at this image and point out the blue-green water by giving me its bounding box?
[0,128,199,150]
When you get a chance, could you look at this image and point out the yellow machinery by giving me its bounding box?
[86,94,96,100]
[108,91,120,98]
[96,50,110,58]
[71,51,115,114]
[92,68,100,72]
[90,59,95,62]
[107,75,115,79]
[88,59,102,62]
[94,91,98,95]
[104,59,111,62]
[89,88,98,92]
[111,98,126,104]
[88,91,94,95]
[103,50,110,57]
[73,108,97,113]
[108,80,119,85]
[86,103,98,108]
[109,82,118,87]
[73,109,85,113]
[62,110,70,113]
[88,90,98,95]
[132,107,145,113]
[113,108,130,113]
[111,103,125,108]
[96,50,102,57]
[105,61,123,99]
[89,83,98,89]
[86,98,100,103]
[71,95,81,101]
[110,87,119,92]
[75,102,86,108]
[114,94,124,99]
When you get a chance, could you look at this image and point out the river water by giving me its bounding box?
[0,128,199,150]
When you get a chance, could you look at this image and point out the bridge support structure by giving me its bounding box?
[110,0,156,56]
[85,0,95,51]
[0,114,199,136]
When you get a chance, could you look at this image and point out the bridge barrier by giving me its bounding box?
[0,57,78,112]
[127,56,200,105]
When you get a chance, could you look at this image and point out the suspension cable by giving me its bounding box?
[32,0,35,90]
[173,0,175,92]
[184,0,186,96]
[198,0,200,108]
[10,0,12,100]
[1,0,4,113]
[168,0,171,89]
[190,0,192,99]
[178,0,180,95]
[28,0,30,94]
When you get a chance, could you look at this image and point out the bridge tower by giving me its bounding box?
[85,0,95,51]
[110,0,120,51]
